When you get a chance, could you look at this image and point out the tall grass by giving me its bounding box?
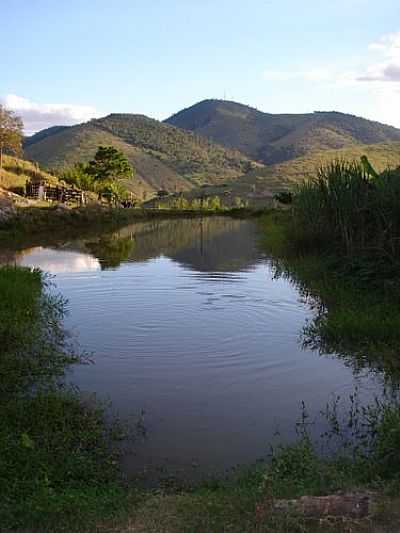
[292,159,400,264]
[260,158,400,378]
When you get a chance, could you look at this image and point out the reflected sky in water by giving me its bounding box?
[18,248,100,274]
[8,217,383,481]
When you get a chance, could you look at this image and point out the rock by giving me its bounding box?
[55,203,69,210]
[0,205,16,224]
[272,492,374,519]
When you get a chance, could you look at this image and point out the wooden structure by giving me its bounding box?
[26,178,85,205]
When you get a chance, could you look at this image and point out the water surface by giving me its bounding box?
[10,217,381,480]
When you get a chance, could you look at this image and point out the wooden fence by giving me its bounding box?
[26,182,85,204]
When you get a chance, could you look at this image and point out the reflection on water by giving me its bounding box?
[4,217,385,480]
[18,248,101,274]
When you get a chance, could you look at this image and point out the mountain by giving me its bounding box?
[24,114,254,198]
[24,126,69,147]
[165,99,400,164]
[24,100,400,204]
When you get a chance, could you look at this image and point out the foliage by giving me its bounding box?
[98,180,130,204]
[0,267,80,397]
[92,114,251,179]
[267,391,400,501]
[260,210,400,379]
[291,158,400,262]
[0,105,23,167]
[157,194,224,211]
[87,145,134,183]
[60,162,95,191]
[59,147,133,203]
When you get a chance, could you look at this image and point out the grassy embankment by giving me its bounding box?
[0,266,138,532]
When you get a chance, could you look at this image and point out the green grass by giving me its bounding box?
[0,266,131,531]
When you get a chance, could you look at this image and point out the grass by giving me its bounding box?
[0,266,131,531]
[290,159,400,261]
[0,154,62,192]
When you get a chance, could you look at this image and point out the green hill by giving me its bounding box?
[251,141,400,188]
[24,114,254,198]
[165,99,400,164]
[24,101,400,204]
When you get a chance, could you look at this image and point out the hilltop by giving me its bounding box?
[165,99,400,164]
[24,114,254,198]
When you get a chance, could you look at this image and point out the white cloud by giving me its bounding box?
[1,94,103,134]
[263,31,400,127]
[357,33,400,82]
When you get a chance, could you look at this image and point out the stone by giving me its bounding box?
[272,492,374,519]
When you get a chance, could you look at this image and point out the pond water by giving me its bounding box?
[8,217,382,481]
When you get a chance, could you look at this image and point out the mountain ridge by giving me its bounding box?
[24,99,400,201]
[24,112,254,197]
[165,99,400,164]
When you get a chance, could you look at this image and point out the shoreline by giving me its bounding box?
[2,211,400,532]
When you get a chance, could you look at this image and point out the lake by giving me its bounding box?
[8,217,382,482]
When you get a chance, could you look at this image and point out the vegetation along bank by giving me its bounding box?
[3,153,400,531]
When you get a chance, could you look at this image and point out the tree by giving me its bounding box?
[61,162,95,191]
[0,105,23,169]
[99,181,129,205]
[209,196,221,210]
[87,146,134,183]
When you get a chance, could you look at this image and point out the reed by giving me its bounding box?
[291,159,400,263]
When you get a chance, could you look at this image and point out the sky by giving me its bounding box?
[1,0,400,133]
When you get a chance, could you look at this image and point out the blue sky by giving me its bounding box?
[2,0,400,132]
